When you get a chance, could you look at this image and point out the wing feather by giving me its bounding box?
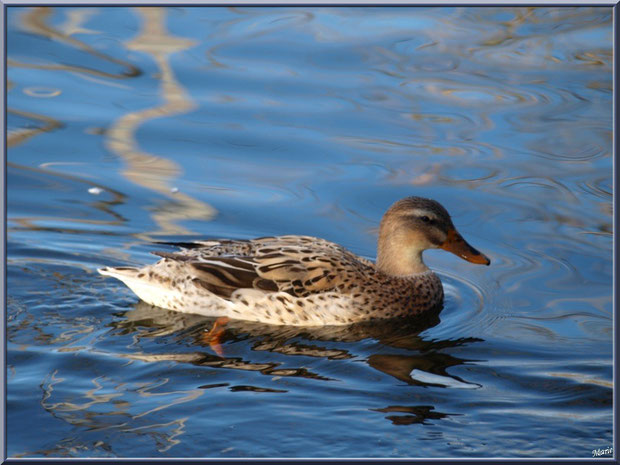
[152,236,368,299]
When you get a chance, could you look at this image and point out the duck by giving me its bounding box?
[98,196,490,326]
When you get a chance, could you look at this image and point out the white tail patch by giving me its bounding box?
[98,266,172,307]
[98,266,138,279]
[98,266,234,318]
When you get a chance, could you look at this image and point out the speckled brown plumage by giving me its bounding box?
[99,197,490,326]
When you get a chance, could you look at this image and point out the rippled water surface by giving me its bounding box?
[6,6,613,458]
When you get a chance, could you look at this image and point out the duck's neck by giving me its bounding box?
[376,232,429,276]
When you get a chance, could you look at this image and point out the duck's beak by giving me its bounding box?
[440,229,490,265]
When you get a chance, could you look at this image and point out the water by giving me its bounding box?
[6,6,613,458]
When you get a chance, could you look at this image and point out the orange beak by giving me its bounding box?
[440,229,490,265]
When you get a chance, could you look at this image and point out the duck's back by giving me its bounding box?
[99,235,392,325]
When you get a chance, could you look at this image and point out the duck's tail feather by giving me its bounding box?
[98,266,140,278]
[98,266,169,305]
[98,265,234,318]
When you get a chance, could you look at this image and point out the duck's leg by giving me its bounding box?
[202,317,230,356]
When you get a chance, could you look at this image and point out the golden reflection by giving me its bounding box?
[466,7,612,68]
[58,7,99,36]
[22,87,62,98]
[133,379,203,419]
[546,372,612,389]
[479,7,535,47]
[15,7,140,78]
[105,7,216,238]
[41,371,122,412]
[574,50,611,67]
[7,109,62,148]
[50,325,93,346]
[122,418,187,452]
[586,80,612,92]
[38,369,198,454]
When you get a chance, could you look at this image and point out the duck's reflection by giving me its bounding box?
[111,302,483,425]
[373,405,452,426]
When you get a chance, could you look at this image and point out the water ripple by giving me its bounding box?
[6,5,612,458]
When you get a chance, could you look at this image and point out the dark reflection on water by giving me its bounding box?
[111,302,482,425]
[373,405,453,426]
[113,301,466,383]
[7,5,612,459]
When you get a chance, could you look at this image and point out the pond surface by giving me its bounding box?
[6,6,613,459]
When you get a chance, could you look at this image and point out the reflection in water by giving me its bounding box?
[7,108,62,149]
[104,7,216,238]
[9,7,218,240]
[22,87,62,98]
[464,7,612,67]
[106,301,483,426]
[13,7,140,79]
[368,353,480,388]
[119,350,332,382]
[38,370,195,454]
[58,7,99,36]
[8,162,127,234]
[373,405,452,426]
[6,5,612,458]
[118,300,443,346]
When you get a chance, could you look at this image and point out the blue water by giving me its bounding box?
[6,6,613,458]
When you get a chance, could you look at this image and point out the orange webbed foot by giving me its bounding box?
[202,317,230,356]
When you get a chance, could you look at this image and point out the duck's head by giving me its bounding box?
[377,196,490,276]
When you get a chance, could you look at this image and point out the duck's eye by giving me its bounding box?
[420,215,431,223]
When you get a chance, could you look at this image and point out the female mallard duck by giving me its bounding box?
[99,197,490,326]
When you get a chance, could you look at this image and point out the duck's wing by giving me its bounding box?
[154,239,255,256]
[153,236,364,299]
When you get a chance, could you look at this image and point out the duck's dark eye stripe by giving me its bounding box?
[404,214,435,224]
